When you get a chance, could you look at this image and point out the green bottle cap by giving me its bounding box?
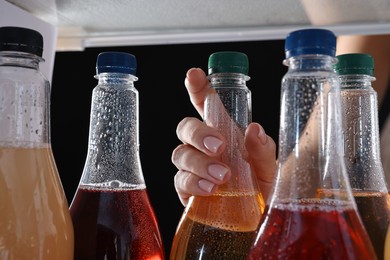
[334,53,374,76]
[208,51,249,75]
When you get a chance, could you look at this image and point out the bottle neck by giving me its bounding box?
[208,72,250,86]
[283,54,337,71]
[96,72,138,84]
[0,51,42,70]
[0,51,49,147]
[279,54,341,162]
[339,74,386,190]
[81,72,144,187]
[203,72,254,192]
[339,74,375,89]
[205,72,251,128]
[276,53,347,200]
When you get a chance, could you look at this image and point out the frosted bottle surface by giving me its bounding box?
[0,26,74,259]
[170,51,264,260]
[69,52,165,260]
[334,53,390,260]
[247,29,377,259]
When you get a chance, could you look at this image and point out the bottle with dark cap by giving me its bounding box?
[170,51,265,259]
[335,53,390,260]
[0,26,74,259]
[248,29,377,259]
[69,52,165,259]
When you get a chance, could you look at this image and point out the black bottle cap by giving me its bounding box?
[0,26,44,57]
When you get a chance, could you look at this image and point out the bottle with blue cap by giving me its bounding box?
[170,51,265,259]
[69,52,165,259]
[335,53,390,260]
[248,29,377,259]
[0,26,74,259]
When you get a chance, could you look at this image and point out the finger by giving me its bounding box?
[172,144,231,206]
[184,68,211,117]
[172,144,230,185]
[176,117,226,156]
[174,170,217,206]
[245,123,277,203]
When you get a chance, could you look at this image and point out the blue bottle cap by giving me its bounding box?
[96,52,137,75]
[284,28,336,58]
[0,26,43,57]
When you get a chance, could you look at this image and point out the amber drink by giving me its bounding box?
[335,53,390,259]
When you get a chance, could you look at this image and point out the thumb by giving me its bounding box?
[245,123,277,203]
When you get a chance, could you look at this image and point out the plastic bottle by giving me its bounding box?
[385,227,390,259]
[170,51,265,259]
[247,28,377,259]
[334,53,390,260]
[69,52,165,259]
[0,26,74,259]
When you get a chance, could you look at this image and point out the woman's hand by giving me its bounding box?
[171,68,277,206]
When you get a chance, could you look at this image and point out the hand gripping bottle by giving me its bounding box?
[170,51,265,259]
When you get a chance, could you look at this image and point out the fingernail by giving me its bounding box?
[258,125,268,145]
[186,67,201,78]
[203,136,223,153]
[198,179,215,193]
[186,68,196,78]
[208,164,228,180]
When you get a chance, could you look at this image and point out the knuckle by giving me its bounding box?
[176,117,202,142]
[176,117,193,137]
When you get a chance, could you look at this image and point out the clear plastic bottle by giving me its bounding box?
[69,52,165,259]
[0,26,74,259]
[247,29,377,259]
[170,51,265,260]
[334,53,390,260]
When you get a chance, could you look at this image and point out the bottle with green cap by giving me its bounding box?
[69,52,165,259]
[0,26,74,259]
[170,51,265,259]
[335,53,390,260]
[248,29,376,259]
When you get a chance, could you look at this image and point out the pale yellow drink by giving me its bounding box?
[0,145,74,259]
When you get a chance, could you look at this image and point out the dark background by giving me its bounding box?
[50,39,286,256]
